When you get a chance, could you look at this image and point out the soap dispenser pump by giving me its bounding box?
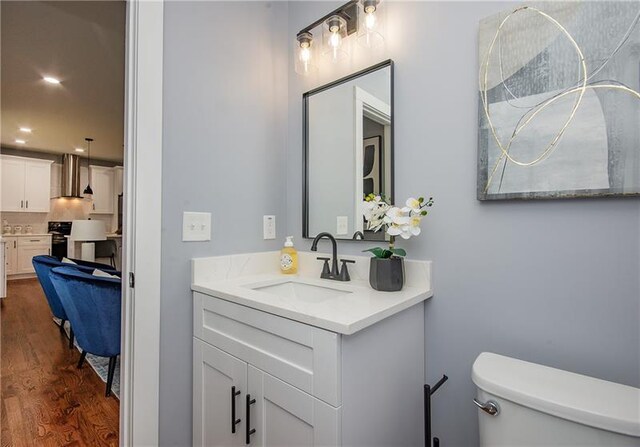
[280,236,298,274]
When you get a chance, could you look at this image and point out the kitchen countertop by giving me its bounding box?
[192,251,433,335]
[1,233,51,237]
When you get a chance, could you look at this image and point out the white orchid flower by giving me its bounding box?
[409,215,422,236]
[405,197,422,212]
[387,224,403,236]
[386,207,410,226]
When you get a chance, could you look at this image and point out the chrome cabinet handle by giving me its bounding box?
[473,398,500,416]
[21,200,24,208]
[26,200,28,208]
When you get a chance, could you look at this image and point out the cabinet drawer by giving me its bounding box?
[17,237,50,247]
[194,292,341,407]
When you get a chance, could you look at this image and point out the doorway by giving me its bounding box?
[0,1,162,445]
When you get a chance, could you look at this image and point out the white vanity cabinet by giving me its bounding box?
[193,291,425,447]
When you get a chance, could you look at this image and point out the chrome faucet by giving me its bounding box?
[310,232,355,281]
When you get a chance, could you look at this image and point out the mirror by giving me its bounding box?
[303,60,393,241]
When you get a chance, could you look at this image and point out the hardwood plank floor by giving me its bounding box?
[1,279,119,446]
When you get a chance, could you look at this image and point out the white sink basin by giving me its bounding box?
[249,280,352,302]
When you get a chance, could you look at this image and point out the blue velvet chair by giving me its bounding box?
[50,266,122,397]
[32,255,118,349]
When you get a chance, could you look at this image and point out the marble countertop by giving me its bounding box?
[192,251,433,335]
[1,233,51,237]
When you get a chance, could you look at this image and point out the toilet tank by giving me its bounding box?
[472,353,640,447]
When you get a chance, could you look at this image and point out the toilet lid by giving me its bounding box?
[472,352,640,437]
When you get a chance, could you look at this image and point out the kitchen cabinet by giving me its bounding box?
[193,292,424,447]
[4,237,17,276]
[0,155,52,212]
[89,165,114,214]
[4,235,51,277]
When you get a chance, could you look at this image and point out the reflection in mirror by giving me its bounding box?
[304,60,393,241]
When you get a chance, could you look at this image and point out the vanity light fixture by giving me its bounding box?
[358,0,384,48]
[294,0,385,75]
[83,137,94,195]
[295,32,318,76]
[19,127,32,133]
[323,15,349,62]
[15,139,26,144]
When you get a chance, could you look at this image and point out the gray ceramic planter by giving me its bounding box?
[369,257,405,292]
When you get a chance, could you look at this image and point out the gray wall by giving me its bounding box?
[161,2,639,446]
[161,2,288,444]
[287,2,640,447]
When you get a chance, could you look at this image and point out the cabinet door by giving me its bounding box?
[194,338,247,447]
[1,157,26,212]
[17,244,50,274]
[24,161,52,212]
[89,166,114,214]
[5,238,17,276]
[247,366,340,447]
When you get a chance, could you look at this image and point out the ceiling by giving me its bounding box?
[1,1,125,162]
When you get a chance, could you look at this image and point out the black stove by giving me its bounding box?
[48,221,72,259]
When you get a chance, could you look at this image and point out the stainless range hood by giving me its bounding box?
[60,153,83,198]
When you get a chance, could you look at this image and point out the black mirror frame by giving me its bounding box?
[302,59,394,241]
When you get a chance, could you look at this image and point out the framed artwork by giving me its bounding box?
[477,2,640,200]
[363,135,383,197]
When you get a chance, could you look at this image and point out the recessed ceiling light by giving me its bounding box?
[19,127,32,133]
[75,148,85,153]
[15,139,26,144]
[43,76,61,84]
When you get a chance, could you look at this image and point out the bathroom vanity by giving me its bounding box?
[192,251,432,446]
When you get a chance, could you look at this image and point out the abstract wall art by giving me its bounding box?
[477,2,640,200]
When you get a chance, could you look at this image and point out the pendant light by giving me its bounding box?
[83,137,94,195]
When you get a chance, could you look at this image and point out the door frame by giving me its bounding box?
[121,0,163,445]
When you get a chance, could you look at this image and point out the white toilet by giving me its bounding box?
[472,352,640,446]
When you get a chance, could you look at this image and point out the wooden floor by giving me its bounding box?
[1,279,119,447]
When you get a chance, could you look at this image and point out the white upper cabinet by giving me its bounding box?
[1,157,25,211]
[0,155,52,212]
[24,161,52,212]
[89,165,115,214]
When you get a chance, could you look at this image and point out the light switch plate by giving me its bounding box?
[337,216,348,235]
[182,212,211,242]
[263,215,276,240]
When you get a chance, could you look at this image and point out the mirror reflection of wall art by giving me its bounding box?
[363,136,383,197]
[477,3,640,200]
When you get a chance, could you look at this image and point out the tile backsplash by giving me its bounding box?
[2,200,115,234]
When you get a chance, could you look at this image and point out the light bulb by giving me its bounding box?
[299,47,311,73]
[295,32,316,75]
[299,46,311,63]
[329,31,342,49]
[365,11,377,30]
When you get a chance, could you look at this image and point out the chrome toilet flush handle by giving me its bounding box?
[473,398,500,416]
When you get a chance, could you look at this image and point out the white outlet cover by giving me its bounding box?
[263,215,276,240]
[337,216,348,235]
[183,212,211,242]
